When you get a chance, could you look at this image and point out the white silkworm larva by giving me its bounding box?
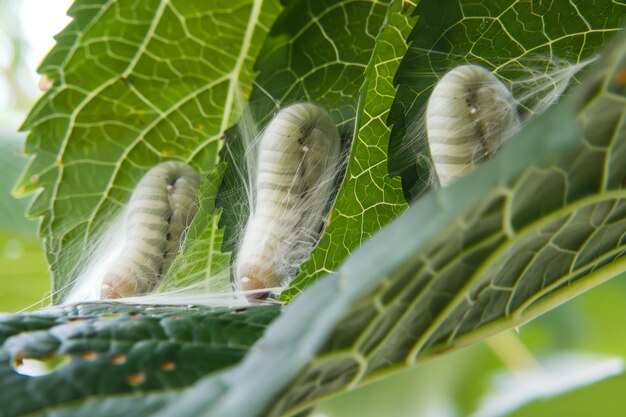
[426,64,520,186]
[235,103,342,297]
[99,161,201,299]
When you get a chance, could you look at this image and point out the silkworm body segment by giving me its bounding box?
[235,103,342,294]
[426,65,520,186]
[100,161,201,299]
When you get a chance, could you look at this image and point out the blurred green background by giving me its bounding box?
[0,0,72,312]
[1,1,625,416]
[0,129,49,311]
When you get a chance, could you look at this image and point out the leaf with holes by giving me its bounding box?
[0,303,280,417]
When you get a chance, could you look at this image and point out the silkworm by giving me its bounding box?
[235,103,342,296]
[426,64,520,186]
[100,161,201,299]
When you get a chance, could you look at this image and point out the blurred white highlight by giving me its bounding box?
[471,352,625,417]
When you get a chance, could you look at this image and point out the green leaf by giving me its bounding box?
[0,302,281,417]
[16,0,282,301]
[282,0,416,300]
[12,1,626,416]
[216,0,390,268]
[9,392,179,417]
[151,29,626,417]
[388,0,626,201]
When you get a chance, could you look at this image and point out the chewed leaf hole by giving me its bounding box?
[12,352,71,377]
[98,312,123,319]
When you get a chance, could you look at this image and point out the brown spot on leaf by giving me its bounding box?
[111,354,127,365]
[81,351,98,360]
[616,70,626,84]
[127,372,146,386]
[161,360,176,371]
[66,317,87,323]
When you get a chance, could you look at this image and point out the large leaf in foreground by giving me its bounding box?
[153,32,626,417]
[0,303,280,417]
[16,0,281,300]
